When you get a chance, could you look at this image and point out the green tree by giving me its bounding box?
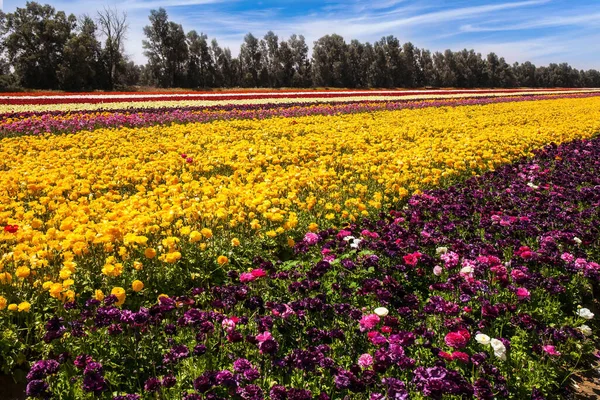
[142,8,188,88]
[57,16,102,90]
[3,2,76,89]
[239,33,262,87]
[312,34,348,87]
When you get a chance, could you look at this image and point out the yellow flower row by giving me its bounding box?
[1,97,600,307]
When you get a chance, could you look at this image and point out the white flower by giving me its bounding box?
[475,334,491,345]
[527,182,539,189]
[350,239,362,249]
[460,266,473,276]
[374,307,389,317]
[490,338,507,361]
[578,325,592,337]
[436,246,448,255]
[577,308,594,320]
[574,237,582,245]
[343,236,355,242]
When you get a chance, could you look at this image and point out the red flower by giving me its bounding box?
[403,252,422,266]
[445,329,471,349]
[451,351,470,363]
[4,225,18,233]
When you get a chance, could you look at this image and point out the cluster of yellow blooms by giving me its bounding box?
[2,96,600,309]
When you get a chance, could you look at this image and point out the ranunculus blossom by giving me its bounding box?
[433,266,443,276]
[491,338,507,361]
[374,307,389,317]
[542,345,561,356]
[239,272,256,283]
[475,334,491,345]
[403,252,422,266]
[3,225,18,233]
[445,329,471,348]
[304,232,319,245]
[516,287,530,301]
[358,353,373,368]
[451,351,470,363]
[577,308,594,320]
[578,325,592,336]
[359,314,381,332]
[250,268,266,278]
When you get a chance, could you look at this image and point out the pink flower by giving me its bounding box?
[222,318,237,332]
[304,232,319,245]
[451,351,470,363]
[250,268,266,278]
[359,314,381,332]
[542,345,561,356]
[561,253,575,263]
[256,331,272,343]
[358,354,373,368]
[445,329,471,349]
[438,351,453,361]
[239,272,256,283]
[516,287,530,301]
[433,266,443,276]
[337,230,352,239]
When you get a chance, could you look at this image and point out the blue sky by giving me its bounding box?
[3,0,600,69]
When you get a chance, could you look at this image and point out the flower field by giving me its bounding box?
[1,89,600,399]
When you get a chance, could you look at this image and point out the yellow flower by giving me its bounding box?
[18,301,31,312]
[8,304,18,311]
[266,230,277,238]
[15,266,31,279]
[49,283,63,298]
[308,223,319,232]
[144,248,157,259]
[0,272,13,284]
[231,238,240,247]
[94,289,105,301]
[163,251,182,264]
[287,237,295,248]
[201,228,213,239]
[133,261,143,271]
[189,231,202,243]
[111,287,126,306]
[64,290,75,303]
[217,255,229,266]
[59,268,72,280]
[0,296,7,310]
[132,280,144,292]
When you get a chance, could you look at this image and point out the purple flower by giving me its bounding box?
[162,374,177,388]
[25,380,49,398]
[144,377,161,392]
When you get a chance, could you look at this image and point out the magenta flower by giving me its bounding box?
[542,345,561,356]
[359,314,381,332]
[516,288,531,301]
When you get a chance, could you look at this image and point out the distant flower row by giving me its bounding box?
[2,92,599,137]
[1,88,598,114]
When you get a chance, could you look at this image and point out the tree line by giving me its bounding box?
[1,2,599,91]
